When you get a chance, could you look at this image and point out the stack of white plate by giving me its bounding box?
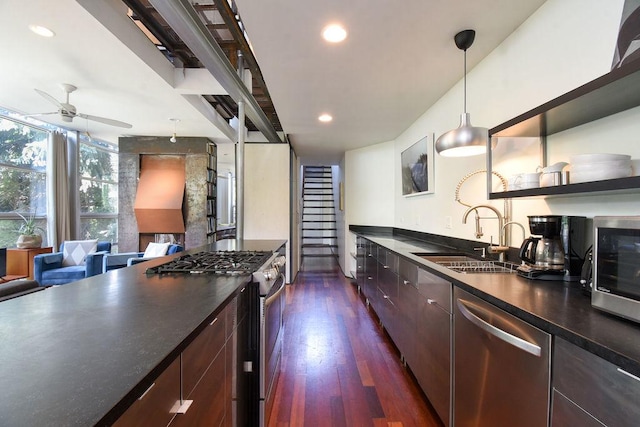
[570,153,632,183]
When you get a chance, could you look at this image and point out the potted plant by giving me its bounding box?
[15,212,45,249]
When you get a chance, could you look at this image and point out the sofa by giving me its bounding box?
[33,241,112,286]
[102,243,183,272]
[0,279,46,302]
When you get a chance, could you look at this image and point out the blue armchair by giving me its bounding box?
[33,241,112,286]
[102,244,183,272]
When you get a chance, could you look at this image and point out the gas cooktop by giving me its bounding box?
[145,250,273,276]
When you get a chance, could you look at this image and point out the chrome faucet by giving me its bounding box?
[462,204,507,261]
[502,221,526,242]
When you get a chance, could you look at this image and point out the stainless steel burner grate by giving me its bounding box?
[145,250,273,275]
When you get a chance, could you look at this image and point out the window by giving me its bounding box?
[0,117,48,247]
[78,135,118,246]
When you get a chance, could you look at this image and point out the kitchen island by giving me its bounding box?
[0,239,285,426]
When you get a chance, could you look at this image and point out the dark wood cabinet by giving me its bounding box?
[181,310,227,398]
[171,351,226,426]
[113,358,181,427]
[115,287,251,427]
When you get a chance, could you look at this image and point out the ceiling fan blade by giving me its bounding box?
[78,113,133,129]
[35,89,65,110]
[23,112,59,118]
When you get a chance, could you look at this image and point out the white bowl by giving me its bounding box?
[571,167,632,183]
[570,153,631,164]
[571,159,631,172]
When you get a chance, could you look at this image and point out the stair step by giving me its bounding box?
[302,165,338,259]
[302,236,338,240]
[302,228,337,231]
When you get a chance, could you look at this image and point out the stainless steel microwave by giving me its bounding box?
[592,216,640,324]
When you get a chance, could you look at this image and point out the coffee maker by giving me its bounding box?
[517,215,586,281]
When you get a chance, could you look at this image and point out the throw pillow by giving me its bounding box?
[143,242,170,258]
[62,240,98,266]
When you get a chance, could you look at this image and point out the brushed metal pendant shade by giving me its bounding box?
[436,30,492,157]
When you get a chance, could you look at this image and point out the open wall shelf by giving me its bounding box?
[487,60,640,199]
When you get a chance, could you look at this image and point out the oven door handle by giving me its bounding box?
[265,274,286,306]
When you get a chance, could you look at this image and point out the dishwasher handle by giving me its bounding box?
[457,298,542,357]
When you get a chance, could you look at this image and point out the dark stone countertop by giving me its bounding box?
[0,239,285,427]
[354,231,640,378]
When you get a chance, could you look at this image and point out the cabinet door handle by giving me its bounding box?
[403,280,410,285]
[617,367,640,382]
[383,265,389,269]
[457,298,542,357]
[427,298,436,305]
[138,382,155,400]
[209,317,218,326]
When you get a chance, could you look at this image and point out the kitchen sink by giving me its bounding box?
[412,253,519,274]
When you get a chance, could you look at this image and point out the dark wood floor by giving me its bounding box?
[268,256,443,427]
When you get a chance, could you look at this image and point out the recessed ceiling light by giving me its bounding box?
[322,24,347,43]
[318,114,333,123]
[28,25,55,38]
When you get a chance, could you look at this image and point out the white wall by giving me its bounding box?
[345,0,640,251]
[345,141,396,226]
[244,143,292,281]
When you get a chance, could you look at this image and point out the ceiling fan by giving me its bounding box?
[29,83,132,129]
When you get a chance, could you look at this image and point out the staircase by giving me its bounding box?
[301,166,338,259]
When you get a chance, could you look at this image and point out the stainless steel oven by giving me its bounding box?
[252,254,286,426]
[592,216,640,324]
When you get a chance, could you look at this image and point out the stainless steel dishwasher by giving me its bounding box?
[454,287,551,427]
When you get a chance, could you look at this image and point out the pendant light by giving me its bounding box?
[436,30,494,157]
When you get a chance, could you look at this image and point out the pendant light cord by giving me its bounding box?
[463,48,467,114]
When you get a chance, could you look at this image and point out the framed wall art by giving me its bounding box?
[401,134,434,196]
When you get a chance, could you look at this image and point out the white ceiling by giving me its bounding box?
[0,0,547,168]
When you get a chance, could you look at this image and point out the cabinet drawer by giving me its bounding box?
[378,249,398,273]
[171,348,226,426]
[182,307,227,398]
[114,357,180,426]
[553,337,640,427]
[417,268,451,313]
[551,390,603,427]
[398,257,418,288]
